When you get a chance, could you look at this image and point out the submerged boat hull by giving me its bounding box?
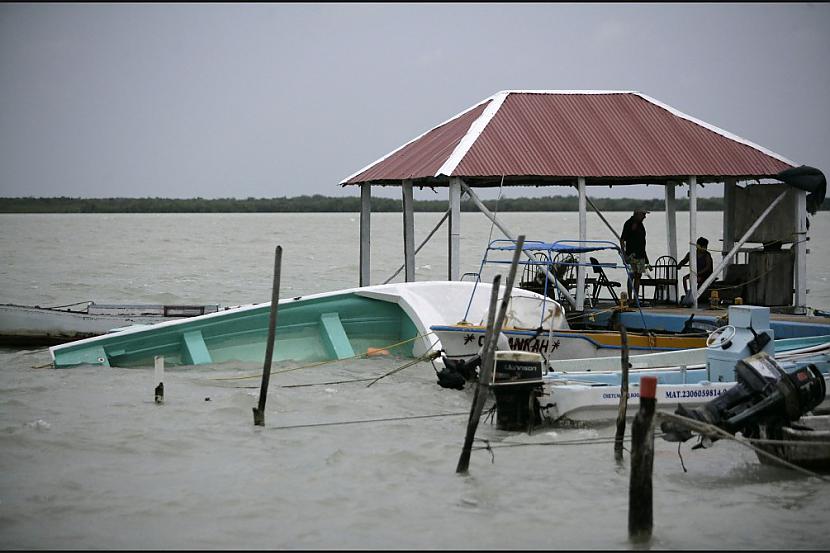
[49,281,552,369]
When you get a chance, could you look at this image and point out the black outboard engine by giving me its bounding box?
[662,352,826,443]
[436,352,481,390]
[491,351,545,431]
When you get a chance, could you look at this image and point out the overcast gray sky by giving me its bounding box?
[1,3,828,201]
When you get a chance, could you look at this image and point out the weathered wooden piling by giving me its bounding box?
[154,355,164,404]
[456,235,525,474]
[253,245,283,427]
[629,375,657,542]
[614,325,630,461]
[456,274,500,474]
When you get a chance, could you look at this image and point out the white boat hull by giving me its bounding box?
[1,303,220,346]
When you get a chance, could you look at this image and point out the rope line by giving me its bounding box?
[212,330,437,381]
[265,411,469,431]
[656,411,829,481]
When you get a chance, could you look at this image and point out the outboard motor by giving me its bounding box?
[490,351,545,431]
[662,352,826,443]
[436,352,481,390]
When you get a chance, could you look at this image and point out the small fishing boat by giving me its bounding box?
[453,305,830,425]
[540,341,830,424]
[0,302,221,346]
[755,415,830,472]
[431,239,710,364]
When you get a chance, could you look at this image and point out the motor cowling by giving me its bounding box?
[662,352,826,443]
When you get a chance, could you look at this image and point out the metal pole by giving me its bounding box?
[253,245,282,427]
[577,178,587,311]
[696,190,788,300]
[614,325,630,461]
[402,179,415,282]
[459,181,577,309]
[689,176,698,309]
[359,185,371,286]
[585,195,622,243]
[384,209,450,285]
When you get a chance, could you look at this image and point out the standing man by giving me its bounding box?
[620,207,650,300]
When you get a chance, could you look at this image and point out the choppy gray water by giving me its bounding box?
[2,212,830,549]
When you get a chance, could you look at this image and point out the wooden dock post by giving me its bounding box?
[154,355,164,404]
[629,375,657,542]
[253,245,283,427]
[614,325,629,461]
[456,235,525,474]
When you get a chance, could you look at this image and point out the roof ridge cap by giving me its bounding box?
[435,91,510,177]
[339,94,495,185]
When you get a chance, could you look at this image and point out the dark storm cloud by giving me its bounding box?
[1,3,828,200]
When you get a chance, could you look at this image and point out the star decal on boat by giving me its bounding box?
[463,334,475,345]
[551,340,560,350]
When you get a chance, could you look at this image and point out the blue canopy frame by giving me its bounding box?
[462,238,638,324]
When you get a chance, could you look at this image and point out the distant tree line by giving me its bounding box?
[0,195,722,213]
[0,194,827,213]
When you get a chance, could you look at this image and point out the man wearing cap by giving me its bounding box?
[620,207,650,300]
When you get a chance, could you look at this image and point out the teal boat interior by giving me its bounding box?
[51,292,419,369]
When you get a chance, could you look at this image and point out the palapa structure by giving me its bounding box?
[340,90,811,311]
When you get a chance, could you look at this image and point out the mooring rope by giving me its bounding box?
[656,411,829,481]
[264,411,469,431]
[212,330,437,382]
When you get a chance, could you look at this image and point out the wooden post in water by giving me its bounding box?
[614,325,630,461]
[456,235,525,474]
[154,355,164,404]
[629,375,657,542]
[456,274,500,474]
[253,245,283,427]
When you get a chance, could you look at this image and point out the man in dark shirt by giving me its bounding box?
[679,236,714,294]
[620,207,649,300]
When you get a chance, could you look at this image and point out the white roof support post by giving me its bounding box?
[722,178,737,270]
[577,177,587,311]
[459,181,578,309]
[665,183,678,261]
[689,176,699,309]
[402,179,415,282]
[794,188,808,312]
[664,183,678,303]
[359,183,371,287]
[448,177,462,281]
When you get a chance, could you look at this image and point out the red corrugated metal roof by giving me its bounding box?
[342,99,491,184]
[341,91,795,186]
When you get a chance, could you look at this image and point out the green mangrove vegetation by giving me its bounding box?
[0,195,738,213]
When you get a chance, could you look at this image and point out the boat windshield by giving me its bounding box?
[461,238,634,323]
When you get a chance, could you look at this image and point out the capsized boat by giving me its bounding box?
[0,302,221,346]
[431,239,710,363]
[48,281,555,369]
